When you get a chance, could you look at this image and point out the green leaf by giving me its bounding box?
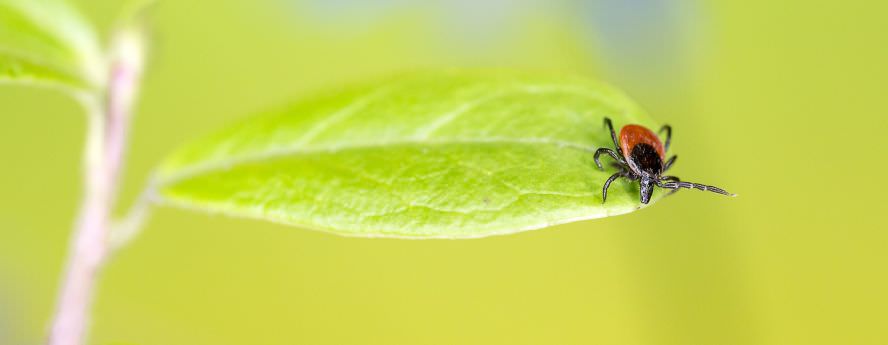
[156,72,665,238]
[0,0,104,91]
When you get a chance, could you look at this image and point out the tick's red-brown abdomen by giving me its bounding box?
[620,125,665,161]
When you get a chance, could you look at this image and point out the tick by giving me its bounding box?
[595,117,735,204]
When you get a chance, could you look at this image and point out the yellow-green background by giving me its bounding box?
[2,0,886,344]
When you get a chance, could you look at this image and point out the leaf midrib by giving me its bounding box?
[157,137,601,187]
[0,47,86,86]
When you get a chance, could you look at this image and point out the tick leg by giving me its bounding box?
[660,176,680,183]
[658,176,681,197]
[659,125,672,152]
[659,180,735,196]
[594,148,626,170]
[604,117,623,156]
[663,155,677,172]
[602,172,623,203]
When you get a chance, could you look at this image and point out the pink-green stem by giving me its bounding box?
[48,29,144,344]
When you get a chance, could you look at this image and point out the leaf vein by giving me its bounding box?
[294,85,394,145]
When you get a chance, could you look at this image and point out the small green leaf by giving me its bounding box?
[0,0,104,91]
[157,72,665,238]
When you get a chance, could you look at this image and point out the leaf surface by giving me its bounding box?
[157,72,665,238]
[0,0,103,91]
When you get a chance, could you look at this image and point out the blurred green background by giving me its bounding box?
[2,0,886,344]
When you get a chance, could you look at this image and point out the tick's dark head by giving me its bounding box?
[639,177,655,204]
[629,143,663,177]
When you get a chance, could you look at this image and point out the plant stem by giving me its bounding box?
[48,29,144,345]
[110,182,155,251]
[47,95,113,345]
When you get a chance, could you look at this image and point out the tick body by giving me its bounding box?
[595,118,734,204]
